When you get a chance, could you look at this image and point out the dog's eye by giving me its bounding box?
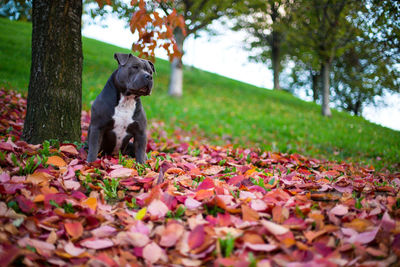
[132,65,139,70]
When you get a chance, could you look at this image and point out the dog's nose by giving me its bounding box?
[145,74,152,80]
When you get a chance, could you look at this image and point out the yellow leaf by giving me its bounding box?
[82,197,97,211]
[244,168,257,178]
[135,207,147,220]
[47,156,67,167]
[343,218,373,232]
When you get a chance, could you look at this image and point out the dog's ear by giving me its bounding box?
[114,53,132,66]
[147,60,156,73]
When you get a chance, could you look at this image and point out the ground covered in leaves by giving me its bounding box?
[0,89,400,266]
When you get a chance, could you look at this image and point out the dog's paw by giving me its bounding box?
[86,155,96,163]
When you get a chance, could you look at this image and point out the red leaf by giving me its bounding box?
[16,195,35,214]
[228,175,245,186]
[196,178,215,191]
[0,243,19,266]
[188,225,205,250]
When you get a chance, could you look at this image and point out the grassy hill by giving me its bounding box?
[0,17,399,170]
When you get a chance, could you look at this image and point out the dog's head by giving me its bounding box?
[113,53,155,96]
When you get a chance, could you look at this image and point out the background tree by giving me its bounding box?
[331,30,400,116]
[287,0,399,117]
[287,51,321,102]
[0,0,32,21]
[230,0,290,90]
[287,0,360,117]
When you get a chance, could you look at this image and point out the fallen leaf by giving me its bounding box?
[343,218,372,232]
[65,222,84,239]
[188,225,205,250]
[330,204,348,216]
[80,238,114,249]
[64,180,81,190]
[261,220,289,235]
[135,207,147,220]
[244,242,278,252]
[47,156,67,167]
[60,145,79,155]
[185,197,202,210]
[147,199,169,218]
[143,242,163,264]
[82,197,97,211]
[26,171,51,185]
[202,166,223,176]
[241,204,259,221]
[64,242,86,257]
[109,167,134,178]
[160,222,184,247]
[115,231,150,247]
[91,225,116,238]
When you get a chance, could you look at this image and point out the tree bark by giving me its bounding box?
[168,27,184,97]
[321,61,332,117]
[353,99,361,116]
[311,71,320,102]
[271,30,281,90]
[270,3,281,90]
[22,0,82,144]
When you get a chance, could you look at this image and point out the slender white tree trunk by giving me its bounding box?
[321,61,332,117]
[168,28,185,97]
[169,57,183,97]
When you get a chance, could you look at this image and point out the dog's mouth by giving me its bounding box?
[126,87,151,96]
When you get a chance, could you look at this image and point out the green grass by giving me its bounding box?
[0,17,399,170]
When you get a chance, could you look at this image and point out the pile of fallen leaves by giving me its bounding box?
[0,88,400,266]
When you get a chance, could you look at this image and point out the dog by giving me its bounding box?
[87,53,155,164]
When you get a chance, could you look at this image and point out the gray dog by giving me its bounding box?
[87,53,155,164]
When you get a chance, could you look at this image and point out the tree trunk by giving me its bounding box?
[321,61,332,117]
[271,30,281,90]
[22,0,82,144]
[353,99,361,116]
[311,71,319,102]
[271,4,281,91]
[168,27,185,97]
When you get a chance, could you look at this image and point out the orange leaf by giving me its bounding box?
[244,168,257,178]
[304,229,327,243]
[41,186,59,194]
[82,197,97,211]
[241,204,259,222]
[242,232,264,244]
[33,194,45,202]
[194,189,214,201]
[65,222,83,239]
[47,156,67,167]
[165,168,185,175]
[343,218,372,232]
[27,171,51,185]
[272,205,289,224]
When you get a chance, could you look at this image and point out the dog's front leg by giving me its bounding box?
[133,131,147,164]
[87,125,103,162]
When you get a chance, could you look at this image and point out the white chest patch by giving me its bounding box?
[112,95,136,154]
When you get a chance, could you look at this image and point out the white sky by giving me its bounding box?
[82,16,400,131]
